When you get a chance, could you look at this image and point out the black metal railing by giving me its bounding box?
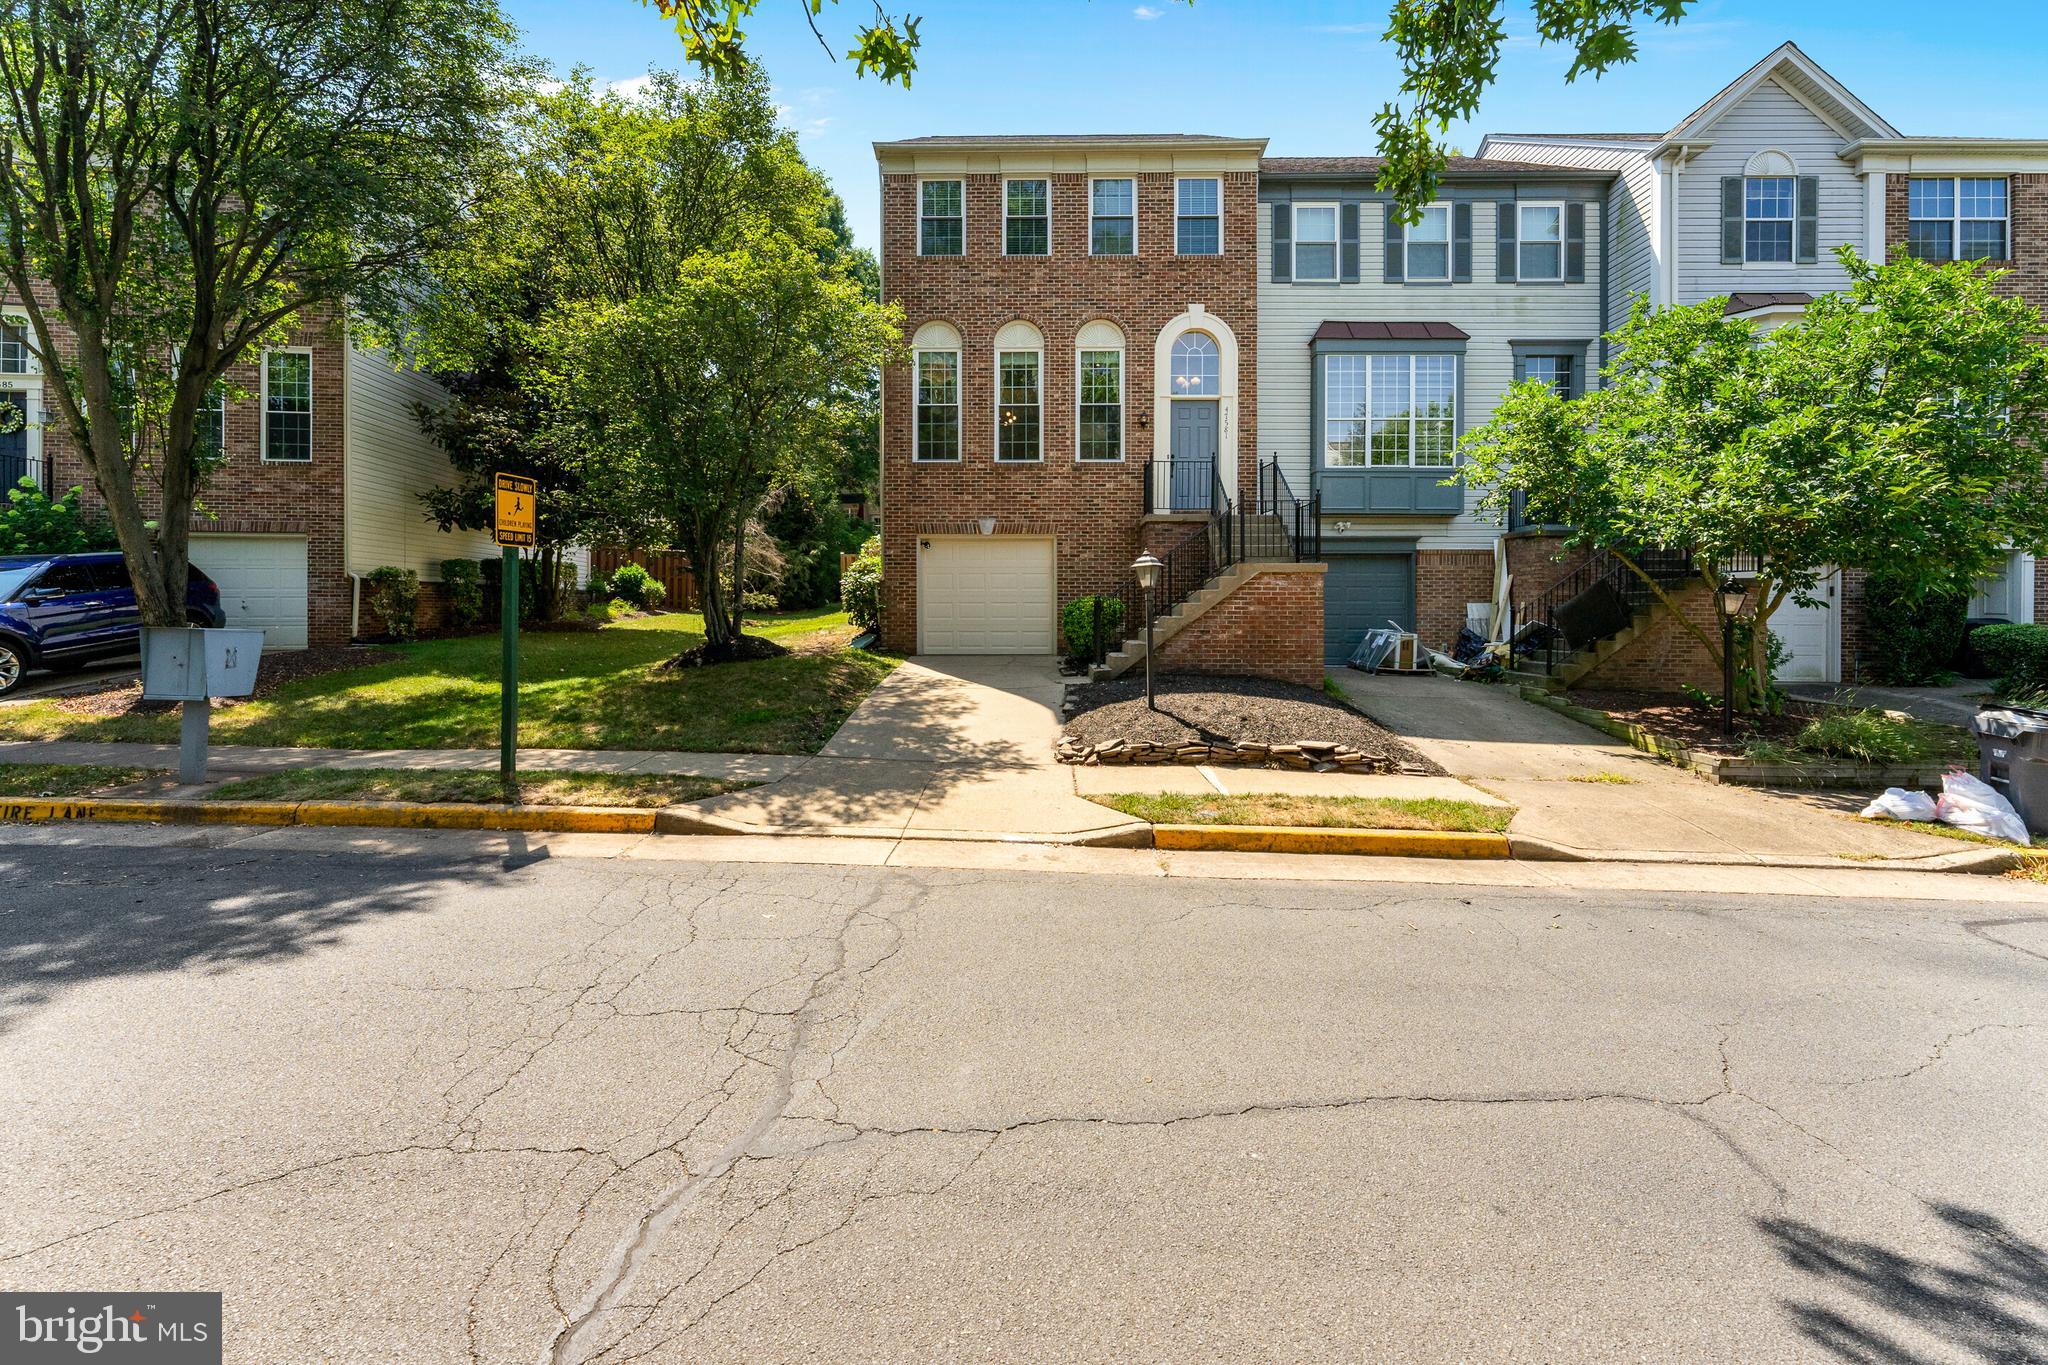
[1511,545,1696,676]
[1091,514,1217,669]
[0,449,43,494]
[1140,456,1215,515]
[1255,458,1322,562]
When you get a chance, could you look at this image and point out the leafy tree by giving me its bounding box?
[0,0,525,627]
[637,0,920,85]
[548,231,899,656]
[0,479,118,555]
[1458,249,2048,708]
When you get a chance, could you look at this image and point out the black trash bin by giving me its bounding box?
[1973,704,2048,834]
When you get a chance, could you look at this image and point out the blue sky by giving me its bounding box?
[502,1,2048,253]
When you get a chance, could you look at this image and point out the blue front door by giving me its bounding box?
[0,393,28,490]
[1168,400,1218,511]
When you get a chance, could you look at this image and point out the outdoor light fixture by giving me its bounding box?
[1718,583,1749,737]
[1133,552,1164,711]
[977,517,996,536]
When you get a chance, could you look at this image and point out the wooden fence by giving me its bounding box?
[590,546,699,610]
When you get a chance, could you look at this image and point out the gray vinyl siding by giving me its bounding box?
[1256,194,1603,551]
[1480,137,1659,344]
[1673,78,1862,300]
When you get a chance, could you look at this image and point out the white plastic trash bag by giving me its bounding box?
[1934,771,2032,846]
[1860,787,1938,822]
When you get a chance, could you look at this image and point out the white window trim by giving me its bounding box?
[916,177,966,259]
[1292,201,1340,282]
[1088,176,1138,257]
[993,343,1044,464]
[1909,176,2011,262]
[911,349,962,463]
[0,310,41,378]
[1002,177,1051,258]
[1405,202,1454,282]
[1174,176,1222,258]
[1323,353,1459,470]
[1073,344,1125,463]
[259,345,313,464]
[1515,200,1565,281]
[1742,175,1797,266]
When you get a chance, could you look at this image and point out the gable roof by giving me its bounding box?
[1659,42,1899,147]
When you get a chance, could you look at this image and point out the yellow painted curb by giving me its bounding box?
[1152,824,1512,859]
[0,796,656,835]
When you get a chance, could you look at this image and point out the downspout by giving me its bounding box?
[350,571,362,640]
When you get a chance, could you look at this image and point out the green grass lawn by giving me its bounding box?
[1088,792,1515,833]
[206,767,745,808]
[0,609,894,754]
[0,762,150,797]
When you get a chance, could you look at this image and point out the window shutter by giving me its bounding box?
[1340,202,1360,282]
[1383,204,1405,282]
[1453,202,1473,281]
[1565,202,1587,282]
[1796,176,1819,263]
[1722,177,1745,264]
[1272,202,1291,282]
[1496,202,1517,281]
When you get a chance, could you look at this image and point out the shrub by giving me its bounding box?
[841,536,882,633]
[606,561,665,610]
[440,559,483,629]
[0,479,119,555]
[1792,709,1931,765]
[479,555,534,624]
[1976,623,2048,694]
[740,589,778,612]
[1061,594,1126,663]
[1862,571,1969,685]
[363,566,420,641]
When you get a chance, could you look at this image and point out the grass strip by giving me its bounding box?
[0,762,150,798]
[205,767,746,809]
[1089,791,1513,833]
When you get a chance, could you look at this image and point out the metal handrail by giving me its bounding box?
[1511,544,1695,675]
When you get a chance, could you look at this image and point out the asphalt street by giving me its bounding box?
[1,826,2045,1362]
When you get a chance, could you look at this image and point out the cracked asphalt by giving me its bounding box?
[2,830,2046,1361]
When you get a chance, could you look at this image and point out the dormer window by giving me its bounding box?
[1724,151,1815,266]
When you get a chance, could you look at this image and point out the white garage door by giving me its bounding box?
[190,534,310,650]
[918,537,1056,654]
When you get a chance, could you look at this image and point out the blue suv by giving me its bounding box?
[0,551,226,696]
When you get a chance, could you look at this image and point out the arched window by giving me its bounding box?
[993,321,1044,462]
[1740,150,1799,264]
[910,322,962,462]
[1170,332,1219,396]
[1075,321,1125,462]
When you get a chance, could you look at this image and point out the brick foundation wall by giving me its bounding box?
[1504,533,1594,605]
[877,167,1259,654]
[1416,549,1495,650]
[22,300,353,645]
[1575,580,1721,694]
[1155,566,1325,689]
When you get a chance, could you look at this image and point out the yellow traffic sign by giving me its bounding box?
[494,473,537,547]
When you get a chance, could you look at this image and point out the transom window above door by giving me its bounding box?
[1004,179,1049,256]
[1170,332,1220,396]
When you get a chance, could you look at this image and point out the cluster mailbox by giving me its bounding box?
[141,627,265,701]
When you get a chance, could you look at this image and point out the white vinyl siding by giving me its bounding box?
[343,339,496,580]
[1675,77,1860,297]
[1258,196,1604,549]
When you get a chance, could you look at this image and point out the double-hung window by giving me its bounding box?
[1908,177,2009,261]
[261,349,312,463]
[0,322,30,374]
[1405,204,1451,281]
[1517,203,1564,280]
[1077,349,1122,461]
[1323,354,1456,469]
[197,382,226,460]
[1744,176,1796,263]
[1518,354,1574,398]
[1293,203,1338,282]
[1004,179,1049,256]
[996,349,1041,461]
[1090,178,1135,255]
[919,180,964,256]
[1176,177,1220,255]
[913,350,960,461]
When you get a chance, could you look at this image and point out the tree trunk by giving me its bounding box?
[730,518,749,640]
[694,528,736,652]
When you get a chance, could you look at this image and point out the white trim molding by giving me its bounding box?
[1151,305,1239,497]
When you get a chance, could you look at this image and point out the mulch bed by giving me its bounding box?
[1565,688,1811,758]
[658,634,790,669]
[1061,673,1441,774]
[44,644,402,718]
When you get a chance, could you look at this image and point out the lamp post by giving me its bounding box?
[1718,583,1749,737]
[1132,551,1163,711]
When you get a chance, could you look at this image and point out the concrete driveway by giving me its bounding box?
[0,657,136,703]
[3,826,2045,1362]
[689,655,1142,839]
[1333,671,1967,864]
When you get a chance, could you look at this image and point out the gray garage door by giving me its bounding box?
[1323,553,1415,665]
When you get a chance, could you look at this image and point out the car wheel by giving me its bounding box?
[0,639,25,697]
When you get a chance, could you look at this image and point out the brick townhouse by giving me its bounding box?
[0,303,500,647]
[878,43,2048,694]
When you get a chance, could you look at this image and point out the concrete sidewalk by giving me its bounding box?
[1332,671,1970,865]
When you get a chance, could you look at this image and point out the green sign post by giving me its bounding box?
[494,473,537,782]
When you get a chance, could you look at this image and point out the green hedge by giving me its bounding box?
[840,536,882,633]
[1861,571,1968,685]
[1061,594,1126,663]
[1975,622,2048,693]
[440,559,483,629]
